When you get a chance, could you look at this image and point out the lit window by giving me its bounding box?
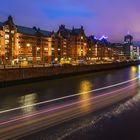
[5,29,10,33]
[44,48,48,51]
[63,41,66,45]
[55,58,58,61]
[37,47,40,50]
[11,30,14,34]
[27,43,30,47]
[5,40,9,45]
[5,34,9,39]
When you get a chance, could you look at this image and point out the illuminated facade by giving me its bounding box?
[56,25,70,61]
[0,16,56,64]
[0,16,88,65]
[57,25,88,61]
[124,34,139,59]
[69,26,88,60]
[87,35,119,61]
[0,16,139,65]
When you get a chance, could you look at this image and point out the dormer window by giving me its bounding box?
[11,30,14,34]
[5,34,9,39]
[5,29,10,33]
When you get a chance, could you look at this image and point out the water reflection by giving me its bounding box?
[19,93,37,114]
[1,65,140,112]
[130,66,138,85]
[138,65,140,84]
[130,66,137,78]
[79,80,92,112]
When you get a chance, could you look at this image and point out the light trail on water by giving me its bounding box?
[0,83,137,126]
[0,76,139,140]
[0,76,139,114]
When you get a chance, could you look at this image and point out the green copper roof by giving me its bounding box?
[40,30,51,37]
[16,25,37,35]
[71,28,81,35]
[16,25,51,37]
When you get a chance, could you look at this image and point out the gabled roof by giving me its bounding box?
[87,36,100,45]
[16,25,37,35]
[71,28,84,36]
[16,25,52,37]
[72,28,81,35]
[66,28,71,33]
[58,29,71,38]
[57,25,71,38]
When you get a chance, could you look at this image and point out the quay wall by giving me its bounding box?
[0,61,140,87]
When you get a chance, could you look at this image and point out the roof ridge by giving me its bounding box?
[16,25,35,30]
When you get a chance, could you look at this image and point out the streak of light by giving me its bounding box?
[0,82,137,127]
[0,76,139,115]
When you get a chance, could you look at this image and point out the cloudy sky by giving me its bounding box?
[0,0,140,42]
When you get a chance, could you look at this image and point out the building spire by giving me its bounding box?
[7,15,14,25]
[127,30,130,35]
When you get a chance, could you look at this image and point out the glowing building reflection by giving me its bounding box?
[19,93,37,114]
[130,66,140,90]
[130,66,137,79]
[138,65,140,84]
[79,80,92,112]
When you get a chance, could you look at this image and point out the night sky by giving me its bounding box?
[0,0,140,43]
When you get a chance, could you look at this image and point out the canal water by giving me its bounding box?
[1,65,140,140]
[0,65,139,111]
